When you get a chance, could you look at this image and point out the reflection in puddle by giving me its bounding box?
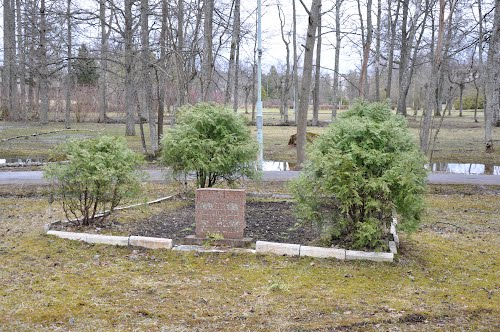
[0,158,46,165]
[426,163,500,175]
[262,161,500,175]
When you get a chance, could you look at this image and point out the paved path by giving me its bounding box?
[1,169,500,186]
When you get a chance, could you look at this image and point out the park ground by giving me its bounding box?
[0,110,499,331]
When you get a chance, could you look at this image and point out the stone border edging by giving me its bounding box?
[46,231,173,249]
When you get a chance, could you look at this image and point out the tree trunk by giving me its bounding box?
[292,0,299,123]
[331,0,342,120]
[16,0,26,120]
[312,12,321,126]
[225,0,240,107]
[65,0,72,129]
[358,0,372,99]
[385,0,400,101]
[421,0,446,153]
[124,0,135,136]
[484,0,499,152]
[296,0,321,167]
[202,0,214,101]
[39,0,49,124]
[141,0,158,154]
[374,0,381,102]
[98,0,109,123]
[277,3,291,124]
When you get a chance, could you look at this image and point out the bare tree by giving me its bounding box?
[124,0,136,136]
[296,0,321,166]
[39,0,49,124]
[98,0,110,123]
[312,8,322,126]
[385,0,400,101]
[358,0,372,98]
[277,2,291,123]
[331,0,342,120]
[65,0,72,129]
[484,0,500,152]
[201,0,214,101]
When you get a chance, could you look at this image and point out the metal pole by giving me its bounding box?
[256,0,264,169]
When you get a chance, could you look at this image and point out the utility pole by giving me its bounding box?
[257,0,263,169]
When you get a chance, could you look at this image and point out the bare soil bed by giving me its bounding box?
[51,198,323,246]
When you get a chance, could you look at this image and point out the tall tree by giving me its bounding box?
[484,0,500,152]
[358,0,372,98]
[202,0,214,101]
[98,0,110,123]
[312,8,322,126]
[292,0,299,123]
[124,0,136,136]
[331,0,342,120]
[39,0,49,124]
[296,0,321,166]
[385,0,400,101]
[225,0,241,109]
[65,0,72,129]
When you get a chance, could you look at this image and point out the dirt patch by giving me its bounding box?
[51,199,323,245]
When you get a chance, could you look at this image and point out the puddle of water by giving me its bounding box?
[426,163,500,175]
[262,161,296,171]
[263,161,500,175]
[0,157,46,165]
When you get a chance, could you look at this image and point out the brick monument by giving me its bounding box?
[184,188,252,247]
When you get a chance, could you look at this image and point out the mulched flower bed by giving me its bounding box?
[51,198,323,246]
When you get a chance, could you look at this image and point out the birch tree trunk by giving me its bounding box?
[374,0,381,101]
[297,0,321,166]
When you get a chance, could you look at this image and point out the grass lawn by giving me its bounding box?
[1,109,499,164]
[0,113,499,330]
[0,183,498,331]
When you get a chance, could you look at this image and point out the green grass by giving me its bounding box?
[0,183,498,331]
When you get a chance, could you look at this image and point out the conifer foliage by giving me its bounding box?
[291,102,427,249]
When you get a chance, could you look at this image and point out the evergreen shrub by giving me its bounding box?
[45,136,144,225]
[160,103,258,188]
[291,102,427,250]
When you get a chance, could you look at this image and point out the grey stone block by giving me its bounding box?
[390,224,396,235]
[84,234,129,246]
[47,230,87,241]
[345,250,394,262]
[389,241,398,254]
[299,246,346,260]
[255,241,300,256]
[129,236,173,249]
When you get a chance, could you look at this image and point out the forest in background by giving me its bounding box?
[0,0,499,158]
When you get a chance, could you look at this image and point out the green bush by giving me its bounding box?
[45,136,144,225]
[160,103,258,188]
[453,94,484,110]
[291,102,427,250]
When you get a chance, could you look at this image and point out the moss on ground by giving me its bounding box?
[0,183,498,331]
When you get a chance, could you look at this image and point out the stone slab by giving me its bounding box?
[255,241,300,256]
[300,246,346,260]
[345,250,394,262]
[390,224,396,235]
[393,232,400,248]
[389,241,398,254]
[195,188,246,239]
[129,236,173,249]
[47,230,87,241]
[184,235,253,248]
[84,234,129,246]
